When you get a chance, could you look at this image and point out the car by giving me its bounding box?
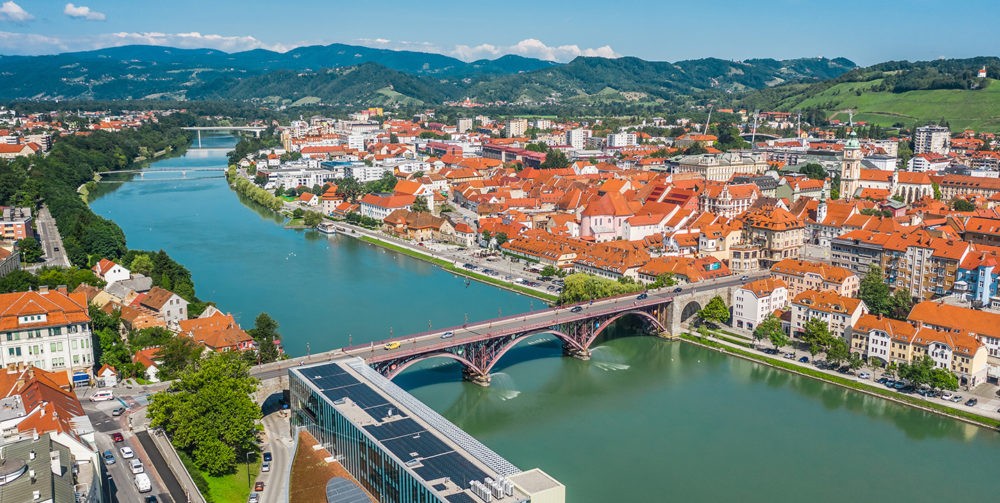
[53,246,59,251]
[89,390,114,402]
[740,275,749,281]
[837,366,851,374]
[248,494,260,503]
[798,356,809,363]
[255,481,265,492]
[440,331,454,339]
[636,293,648,300]
[102,450,115,465]
[263,452,272,463]
[783,352,795,359]
[893,381,906,389]
[120,446,134,459]
[673,287,683,293]
[858,372,871,379]
[950,395,963,403]
[570,306,583,313]
[111,432,124,443]
[884,379,896,388]
[112,406,127,416]
[876,377,888,385]
[417,242,424,247]
[941,392,953,400]
[130,458,144,474]
[261,461,271,472]
[383,342,400,350]
[145,497,159,503]
[764,348,779,355]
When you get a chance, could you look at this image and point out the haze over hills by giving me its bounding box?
[0,42,855,105]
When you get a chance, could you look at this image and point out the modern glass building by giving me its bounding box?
[289,357,564,503]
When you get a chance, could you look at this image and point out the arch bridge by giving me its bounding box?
[336,279,745,386]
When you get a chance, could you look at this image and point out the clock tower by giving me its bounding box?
[840,130,862,200]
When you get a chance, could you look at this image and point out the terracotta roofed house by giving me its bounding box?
[177,312,255,352]
[138,286,188,329]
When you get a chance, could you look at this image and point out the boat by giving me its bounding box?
[316,222,337,234]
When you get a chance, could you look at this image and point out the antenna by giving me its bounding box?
[703,105,713,134]
[796,112,801,138]
[750,110,759,147]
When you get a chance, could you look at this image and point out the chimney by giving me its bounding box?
[56,285,67,295]
[38,285,48,294]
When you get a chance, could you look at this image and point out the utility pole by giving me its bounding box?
[750,110,759,147]
[703,104,713,134]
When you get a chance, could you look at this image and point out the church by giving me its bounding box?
[839,130,934,203]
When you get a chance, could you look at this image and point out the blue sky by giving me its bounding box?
[0,0,997,65]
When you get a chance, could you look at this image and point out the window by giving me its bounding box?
[7,348,20,357]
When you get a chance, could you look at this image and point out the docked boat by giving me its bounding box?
[317,222,337,234]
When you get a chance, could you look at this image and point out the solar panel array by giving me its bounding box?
[301,361,494,498]
[325,477,371,503]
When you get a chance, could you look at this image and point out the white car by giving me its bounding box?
[941,392,954,400]
[858,372,871,379]
[130,458,144,474]
[119,446,134,459]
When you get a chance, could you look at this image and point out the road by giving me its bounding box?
[29,205,70,270]
[249,272,767,381]
[81,391,173,503]
[259,395,293,503]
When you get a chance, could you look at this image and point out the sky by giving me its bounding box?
[0,1,997,65]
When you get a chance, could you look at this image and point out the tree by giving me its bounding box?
[539,150,569,169]
[480,230,492,246]
[128,253,154,276]
[650,273,678,289]
[801,317,834,360]
[148,352,261,476]
[557,273,643,304]
[540,265,559,278]
[931,181,942,200]
[494,232,508,247]
[15,237,42,263]
[898,355,935,388]
[929,366,959,391]
[157,336,204,380]
[952,199,976,212]
[303,211,323,227]
[799,163,828,180]
[753,314,784,349]
[253,173,268,187]
[825,337,850,367]
[859,265,891,316]
[292,208,304,219]
[248,312,282,364]
[848,352,864,371]
[889,288,914,320]
[411,195,430,213]
[389,133,399,144]
[697,295,730,326]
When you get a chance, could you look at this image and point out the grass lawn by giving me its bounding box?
[178,450,261,503]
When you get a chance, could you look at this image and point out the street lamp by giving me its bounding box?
[246,452,251,489]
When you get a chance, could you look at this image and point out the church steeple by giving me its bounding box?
[840,129,863,200]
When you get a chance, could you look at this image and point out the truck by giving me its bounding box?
[134,473,152,493]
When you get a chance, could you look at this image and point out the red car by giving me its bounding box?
[254,481,265,492]
[111,432,124,443]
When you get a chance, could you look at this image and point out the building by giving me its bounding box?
[566,129,590,150]
[359,193,416,221]
[936,174,1000,200]
[851,314,988,386]
[790,289,868,340]
[457,118,474,133]
[741,206,805,265]
[0,247,20,278]
[669,152,769,181]
[505,118,528,138]
[0,287,94,378]
[606,133,637,148]
[770,259,860,298]
[840,131,863,200]
[137,286,188,329]
[178,312,255,352]
[907,301,1000,367]
[289,358,565,503]
[0,207,31,241]
[699,183,760,219]
[913,125,951,155]
[91,259,130,284]
[733,278,788,331]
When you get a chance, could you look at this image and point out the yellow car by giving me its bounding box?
[383,342,401,350]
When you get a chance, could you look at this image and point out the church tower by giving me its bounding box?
[840,130,862,200]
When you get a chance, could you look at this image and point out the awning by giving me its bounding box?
[72,372,90,383]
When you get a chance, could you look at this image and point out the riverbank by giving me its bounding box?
[680,333,1000,431]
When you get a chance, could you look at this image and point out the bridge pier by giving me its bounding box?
[197,130,202,148]
[462,367,491,387]
[563,343,591,360]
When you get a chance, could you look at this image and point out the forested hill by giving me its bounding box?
[0,43,854,105]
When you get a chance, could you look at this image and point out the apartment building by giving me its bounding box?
[770,258,860,298]
[742,206,806,266]
[907,301,1000,366]
[733,278,788,331]
[851,314,987,386]
[914,125,951,155]
[669,152,770,181]
[790,289,868,340]
[0,207,31,241]
[0,287,95,377]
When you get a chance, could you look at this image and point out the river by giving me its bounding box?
[91,135,1000,502]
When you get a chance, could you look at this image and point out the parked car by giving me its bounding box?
[130,458,144,474]
[858,372,871,380]
[783,352,795,359]
[120,446,134,459]
[112,407,127,416]
[111,432,124,443]
[965,398,978,407]
[884,380,897,388]
[263,452,272,463]
[570,306,583,313]
[798,356,809,363]
[261,461,271,472]
[740,275,749,281]
[950,395,963,403]
[102,450,115,465]
[876,377,888,385]
[440,331,454,339]
[673,287,683,293]
[90,390,114,402]
[941,392,953,400]
[248,494,260,503]
[255,481,265,492]
[135,473,152,493]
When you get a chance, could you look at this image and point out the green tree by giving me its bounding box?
[303,211,323,227]
[799,163,828,180]
[898,354,935,388]
[825,337,850,367]
[292,208,305,219]
[557,273,643,304]
[540,265,560,278]
[931,181,942,200]
[129,254,154,276]
[15,237,43,263]
[801,317,834,360]
[929,366,959,391]
[539,150,569,169]
[248,312,282,364]
[148,352,261,476]
[0,270,39,293]
[157,336,204,380]
[650,273,678,289]
[494,232,509,247]
[889,288,914,320]
[411,195,430,213]
[848,352,865,371]
[952,199,976,211]
[859,265,891,316]
[753,314,784,349]
[253,173,268,187]
[697,295,730,325]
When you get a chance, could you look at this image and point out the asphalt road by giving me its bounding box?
[259,397,293,503]
[136,430,183,503]
[31,205,70,268]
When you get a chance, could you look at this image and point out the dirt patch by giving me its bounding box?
[289,430,376,503]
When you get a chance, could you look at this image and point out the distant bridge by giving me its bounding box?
[96,168,226,182]
[252,274,763,386]
[182,126,267,146]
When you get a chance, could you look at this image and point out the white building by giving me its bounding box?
[505,119,528,138]
[733,278,788,331]
[566,129,591,150]
[457,118,474,133]
[913,125,951,155]
[607,133,638,148]
[0,287,95,376]
[92,258,130,284]
[790,289,867,340]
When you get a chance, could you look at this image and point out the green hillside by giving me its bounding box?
[777,78,1000,131]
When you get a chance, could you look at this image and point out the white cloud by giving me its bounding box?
[64,3,106,21]
[0,31,68,54]
[0,31,293,56]
[0,2,32,22]
[451,38,619,62]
